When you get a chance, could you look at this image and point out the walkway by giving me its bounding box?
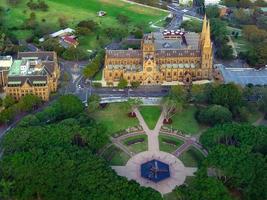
[112,151,197,194]
[134,108,164,152]
[112,108,199,194]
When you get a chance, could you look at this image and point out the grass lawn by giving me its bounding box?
[231,35,253,53]
[248,111,263,124]
[168,106,202,135]
[139,106,162,129]
[159,135,184,153]
[185,176,195,185]
[1,0,167,49]
[163,192,179,200]
[122,135,148,153]
[179,147,205,167]
[102,145,130,166]
[92,103,139,135]
[93,69,103,81]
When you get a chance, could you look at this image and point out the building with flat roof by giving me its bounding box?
[216,64,267,86]
[104,16,213,85]
[5,51,60,101]
[0,56,13,90]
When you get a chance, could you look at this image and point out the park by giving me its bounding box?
[0,0,167,50]
[0,82,267,199]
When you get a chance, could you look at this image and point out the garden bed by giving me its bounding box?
[159,135,184,153]
[122,135,148,153]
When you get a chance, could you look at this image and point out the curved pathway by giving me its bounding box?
[112,151,196,194]
[112,108,200,194]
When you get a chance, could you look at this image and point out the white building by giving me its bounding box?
[39,28,75,42]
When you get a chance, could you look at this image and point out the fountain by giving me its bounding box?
[141,160,170,182]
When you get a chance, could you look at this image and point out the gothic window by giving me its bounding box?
[109,73,112,77]
[174,72,177,76]
[180,72,183,76]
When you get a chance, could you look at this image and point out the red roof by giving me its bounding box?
[62,36,78,45]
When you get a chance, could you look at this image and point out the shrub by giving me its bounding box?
[197,105,232,125]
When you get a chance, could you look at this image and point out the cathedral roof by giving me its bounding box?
[106,50,142,58]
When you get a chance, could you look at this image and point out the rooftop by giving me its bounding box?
[218,65,267,86]
[260,7,267,12]
[0,56,12,61]
[9,60,22,76]
[153,31,200,50]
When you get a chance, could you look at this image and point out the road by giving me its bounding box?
[75,86,170,103]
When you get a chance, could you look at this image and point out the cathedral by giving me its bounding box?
[104,16,213,85]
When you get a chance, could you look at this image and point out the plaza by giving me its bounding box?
[110,107,206,194]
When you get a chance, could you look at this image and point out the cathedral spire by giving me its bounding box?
[204,20,211,47]
[201,14,207,42]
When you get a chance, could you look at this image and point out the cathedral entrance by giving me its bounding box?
[144,76,154,85]
[183,73,192,86]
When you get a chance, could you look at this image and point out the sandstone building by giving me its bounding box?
[104,16,213,85]
[0,56,13,90]
[5,51,60,101]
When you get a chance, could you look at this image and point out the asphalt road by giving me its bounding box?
[75,86,170,103]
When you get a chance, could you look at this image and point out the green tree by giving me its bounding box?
[197,105,232,125]
[116,14,130,24]
[77,20,98,30]
[83,51,104,79]
[41,38,65,56]
[180,20,202,33]
[200,124,267,200]
[18,114,40,127]
[53,95,84,120]
[169,85,187,103]
[174,172,233,200]
[130,81,140,88]
[118,78,128,89]
[0,117,162,200]
[87,94,100,113]
[0,106,16,124]
[206,5,220,18]
[131,28,143,39]
[3,95,15,108]
[62,47,88,61]
[17,94,42,112]
[212,83,243,111]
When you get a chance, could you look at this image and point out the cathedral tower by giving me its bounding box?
[201,19,213,79]
[141,34,156,84]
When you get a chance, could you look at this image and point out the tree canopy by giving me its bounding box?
[0,95,161,200]
[211,83,243,110]
[200,124,267,200]
[196,105,232,126]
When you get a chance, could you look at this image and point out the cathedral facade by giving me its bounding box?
[104,16,213,85]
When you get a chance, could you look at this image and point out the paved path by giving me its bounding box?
[134,108,165,152]
[112,151,197,194]
[173,139,195,157]
[112,108,199,194]
[110,137,135,157]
